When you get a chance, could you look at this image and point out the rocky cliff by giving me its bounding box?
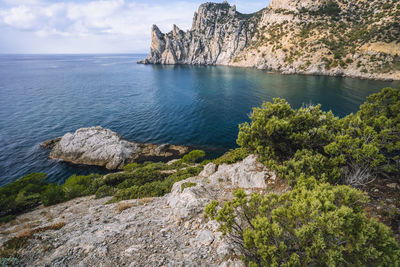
[139,0,400,80]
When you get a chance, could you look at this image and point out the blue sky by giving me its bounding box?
[0,0,270,54]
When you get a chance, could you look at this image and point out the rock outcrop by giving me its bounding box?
[167,155,279,221]
[138,2,259,65]
[139,0,400,80]
[41,126,189,170]
[0,155,288,266]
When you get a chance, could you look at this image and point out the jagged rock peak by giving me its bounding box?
[138,1,259,65]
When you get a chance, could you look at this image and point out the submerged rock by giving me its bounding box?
[41,126,189,169]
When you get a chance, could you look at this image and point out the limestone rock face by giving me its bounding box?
[42,126,189,169]
[138,2,258,65]
[1,154,285,266]
[269,0,327,12]
[209,155,272,188]
[167,155,278,220]
[139,0,400,81]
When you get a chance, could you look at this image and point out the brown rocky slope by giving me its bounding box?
[139,0,400,80]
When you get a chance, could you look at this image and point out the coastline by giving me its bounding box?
[137,61,399,82]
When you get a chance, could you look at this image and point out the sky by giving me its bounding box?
[0,0,270,54]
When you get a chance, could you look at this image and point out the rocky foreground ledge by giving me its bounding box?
[41,126,189,170]
[0,155,287,266]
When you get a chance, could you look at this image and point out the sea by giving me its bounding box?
[0,54,399,185]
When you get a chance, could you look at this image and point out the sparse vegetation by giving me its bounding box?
[206,87,400,265]
[237,88,400,185]
[116,202,134,213]
[206,182,400,266]
[0,222,65,258]
[181,182,197,191]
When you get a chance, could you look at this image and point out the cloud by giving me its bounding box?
[0,0,268,53]
[0,0,198,37]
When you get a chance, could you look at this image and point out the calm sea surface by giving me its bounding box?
[0,54,399,185]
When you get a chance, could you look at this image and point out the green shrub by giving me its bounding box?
[62,174,93,199]
[237,88,400,185]
[182,150,206,163]
[181,182,196,191]
[237,99,339,161]
[0,173,48,219]
[40,184,65,206]
[277,149,342,184]
[205,178,400,266]
[122,163,140,172]
[95,185,115,199]
[112,166,202,202]
[213,148,250,166]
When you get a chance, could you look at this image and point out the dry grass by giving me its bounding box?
[116,202,134,213]
[138,198,153,206]
[0,222,66,258]
[17,222,66,239]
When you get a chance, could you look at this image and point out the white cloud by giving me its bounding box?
[0,0,268,53]
[0,0,197,37]
[2,5,38,30]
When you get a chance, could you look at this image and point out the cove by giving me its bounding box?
[0,54,398,185]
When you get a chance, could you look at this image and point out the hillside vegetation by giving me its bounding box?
[206,87,400,266]
[1,88,400,265]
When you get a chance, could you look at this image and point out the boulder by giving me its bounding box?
[199,163,217,177]
[209,155,270,188]
[167,155,275,220]
[42,126,189,169]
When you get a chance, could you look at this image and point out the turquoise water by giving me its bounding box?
[0,54,398,185]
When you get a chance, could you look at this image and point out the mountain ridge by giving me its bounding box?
[139,0,400,80]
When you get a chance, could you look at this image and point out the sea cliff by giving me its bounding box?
[139,0,400,80]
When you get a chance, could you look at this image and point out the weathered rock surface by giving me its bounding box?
[138,2,258,65]
[41,126,189,170]
[0,155,288,266]
[139,1,400,81]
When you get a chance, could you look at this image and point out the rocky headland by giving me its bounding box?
[139,0,400,80]
[41,126,189,170]
[0,155,287,266]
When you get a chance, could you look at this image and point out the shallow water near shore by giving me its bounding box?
[0,54,398,185]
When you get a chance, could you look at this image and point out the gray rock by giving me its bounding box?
[138,1,400,81]
[386,183,398,189]
[42,126,189,169]
[194,229,214,246]
[1,154,287,266]
[138,2,258,66]
[199,163,217,177]
[209,155,270,188]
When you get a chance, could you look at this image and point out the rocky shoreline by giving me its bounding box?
[41,126,189,170]
[139,1,400,81]
[0,155,285,266]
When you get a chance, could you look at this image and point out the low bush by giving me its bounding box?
[40,184,65,206]
[205,178,400,266]
[0,173,48,220]
[62,174,99,199]
[122,163,140,172]
[238,88,400,185]
[182,150,206,163]
[213,148,250,166]
[95,185,115,199]
[181,182,196,191]
[112,166,202,202]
